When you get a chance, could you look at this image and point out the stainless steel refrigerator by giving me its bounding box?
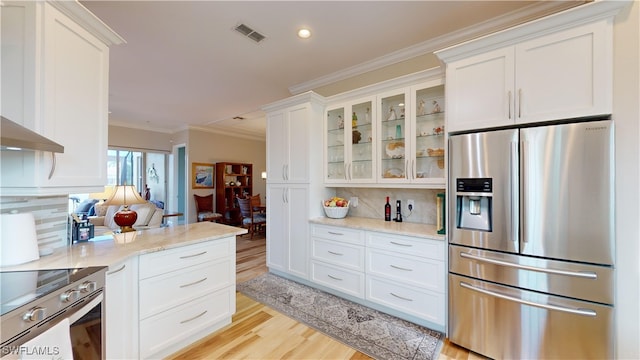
[448,119,614,359]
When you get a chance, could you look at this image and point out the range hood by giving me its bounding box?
[1,116,64,153]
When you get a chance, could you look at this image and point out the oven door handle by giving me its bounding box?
[459,281,597,317]
[67,292,103,324]
[459,252,597,279]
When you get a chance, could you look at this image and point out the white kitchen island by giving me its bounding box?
[1,222,247,359]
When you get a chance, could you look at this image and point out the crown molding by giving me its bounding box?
[288,1,583,95]
[48,0,126,46]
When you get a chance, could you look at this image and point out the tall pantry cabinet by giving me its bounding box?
[263,92,330,279]
[0,1,124,195]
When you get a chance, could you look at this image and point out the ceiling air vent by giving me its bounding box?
[234,23,266,44]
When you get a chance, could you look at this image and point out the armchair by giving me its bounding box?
[194,194,222,222]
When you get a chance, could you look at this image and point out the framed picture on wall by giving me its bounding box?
[191,162,214,188]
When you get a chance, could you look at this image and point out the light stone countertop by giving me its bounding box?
[1,222,247,271]
[310,216,445,241]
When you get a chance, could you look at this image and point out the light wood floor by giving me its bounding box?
[169,233,483,360]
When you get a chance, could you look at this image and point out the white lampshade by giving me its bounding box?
[261,171,267,179]
[103,185,146,206]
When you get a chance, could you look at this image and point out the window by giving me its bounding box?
[107,149,167,208]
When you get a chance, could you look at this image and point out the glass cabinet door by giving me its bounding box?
[379,90,408,182]
[413,84,445,182]
[326,106,346,182]
[350,100,374,182]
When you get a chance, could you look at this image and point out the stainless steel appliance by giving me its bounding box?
[448,119,614,359]
[1,267,106,359]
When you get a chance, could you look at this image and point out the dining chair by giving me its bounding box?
[237,196,266,239]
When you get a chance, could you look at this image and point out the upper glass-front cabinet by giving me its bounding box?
[324,75,445,187]
[413,84,445,183]
[325,98,376,184]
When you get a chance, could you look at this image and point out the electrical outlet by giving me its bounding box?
[350,197,359,208]
[407,199,415,211]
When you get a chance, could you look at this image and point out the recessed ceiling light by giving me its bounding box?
[297,28,311,39]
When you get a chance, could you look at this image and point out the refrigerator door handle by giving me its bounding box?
[459,252,598,279]
[459,281,597,317]
[510,141,518,245]
[521,139,528,243]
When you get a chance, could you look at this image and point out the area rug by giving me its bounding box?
[237,273,444,360]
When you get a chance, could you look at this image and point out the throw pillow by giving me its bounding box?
[94,203,108,217]
[130,203,155,226]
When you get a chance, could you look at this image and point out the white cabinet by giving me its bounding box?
[325,97,377,184]
[324,69,446,188]
[365,231,446,326]
[439,17,613,133]
[0,1,122,195]
[267,184,311,279]
[105,257,139,360]
[138,238,236,359]
[265,92,325,184]
[307,223,446,328]
[263,92,329,279]
[310,224,365,298]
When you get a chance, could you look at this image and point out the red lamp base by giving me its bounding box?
[113,207,138,233]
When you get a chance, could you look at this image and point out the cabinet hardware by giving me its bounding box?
[180,310,208,324]
[518,88,522,118]
[179,251,207,259]
[327,274,343,281]
[327,250,344,256]
[390,264,413,271]
[459,252,597,279]
[508,91,512,119]
[106,264,126,275]
[390,292,413,301]
[48,153,56,180]
[390,241,412,247]
[328,231,344,236]
[179,277,208,288]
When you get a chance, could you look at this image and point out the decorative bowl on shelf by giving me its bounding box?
[427,148,444,157]
[383,168,404,178]
[385,141,405,158]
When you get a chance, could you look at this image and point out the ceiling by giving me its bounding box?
[82,1,585,140]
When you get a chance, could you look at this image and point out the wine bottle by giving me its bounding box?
[384,196,391,221]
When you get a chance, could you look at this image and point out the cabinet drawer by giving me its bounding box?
[366,232,444,260]
[311,224,364,245]
[311,261,364,298]
[139,259,233,319]
[139,286,234,359]
[312,238,364,271]
[366,249,444,292]
[366,276,445,325]
[139,238,233,279]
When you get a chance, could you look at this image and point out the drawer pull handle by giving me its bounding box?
[327,250,344,256]
[328,231,344,236]
[390,264,413,272]
[390,241,412,247]
[180,251,207,259]
[106,264,126,275]
[390,292,413,302]
[180,277,208,288]
[327,274,343,281]
[180,310,208,324]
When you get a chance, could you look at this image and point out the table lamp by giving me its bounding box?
[104,185,147,233]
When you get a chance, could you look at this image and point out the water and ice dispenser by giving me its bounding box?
[455,178,492,232]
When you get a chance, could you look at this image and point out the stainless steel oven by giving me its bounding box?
[1,267,106,359]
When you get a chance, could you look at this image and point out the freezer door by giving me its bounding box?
[520,120,614,265]
[449,273,614,360]
[448,129,519,252]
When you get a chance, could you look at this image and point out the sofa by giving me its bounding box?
[89,202,164,234]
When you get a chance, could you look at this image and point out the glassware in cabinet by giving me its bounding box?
[413,85,445,181]
[326,107,346,181]
[350,100,374,181]
[379,92,408,181]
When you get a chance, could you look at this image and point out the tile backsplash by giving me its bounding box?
[0,195,69,251]
[335,187,445,225]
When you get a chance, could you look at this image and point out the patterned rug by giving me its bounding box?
[237,272,444,360]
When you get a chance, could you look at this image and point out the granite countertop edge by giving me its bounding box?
[309,216,445,241]
[1,222,247,271]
